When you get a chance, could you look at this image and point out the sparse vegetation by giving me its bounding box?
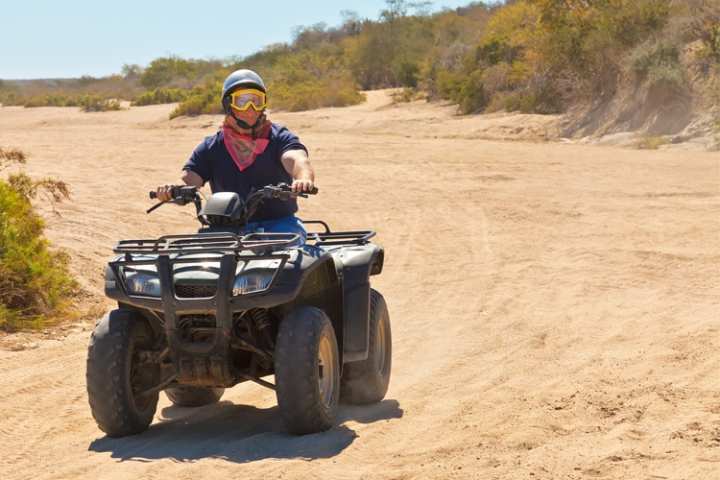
[391,87,425,103]
[139,56,223,89]
[132,87,189,106]
[0,74,140,109]
[78,95,122,112]
[635,135,670,150]
[1,0,717,123]
[20,93,122,111]
[0,147,75,331]
[169,80,224,119]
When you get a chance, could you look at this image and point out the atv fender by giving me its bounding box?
[330,244,384,362]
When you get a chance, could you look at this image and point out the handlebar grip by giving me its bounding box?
[309,187,319,195]
[149,191,158,199]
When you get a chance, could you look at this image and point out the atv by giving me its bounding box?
[86,184,390,437]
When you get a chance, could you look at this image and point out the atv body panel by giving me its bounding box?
[103,229,383,388]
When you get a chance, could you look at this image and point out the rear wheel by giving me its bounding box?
[86,309,159,437]
[165,386,225,407]
[274,306,340,435]
[341,289,392,404]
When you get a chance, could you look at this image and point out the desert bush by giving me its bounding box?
[391,87,425,103]
[78,95,122,112]
[7,73,140,108]
[427,0,685,114]
[169,44,367,117]
[631,41,682,78]
[0,148,75,331]
[635,135,670,149]
[21,93,122,111]
[169,81,224,119]
[24,94,81,108]
[457,70,488,113]
[0,81,22,106]
[271,75,365,111]
[0,147,26,166]
[132,87,189,106]
[140,56,223,89]
[630,39,688,93]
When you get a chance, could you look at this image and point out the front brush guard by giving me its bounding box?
[110,251,289,387]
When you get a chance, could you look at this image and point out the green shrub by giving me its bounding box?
[631,41,682,79]
[169,81,223,118]
[391,87,424,103]
[0,148,75,331]
[435,68,467,103]
[140,56,223,89]
[428,0,682,114]
[24,94,80,108]
[635,135,669,149]
[270,75,365,112]
[21,93,121,111]
[133,87,189,106]
[0,82,22,106]
[78,95,122,112]
[647,62,688,92]
[394,61,421,88]
[457,70,488,113]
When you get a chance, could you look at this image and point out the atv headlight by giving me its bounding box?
[233,271,274,295]
[232,259,282,296]
[124,271,161,297]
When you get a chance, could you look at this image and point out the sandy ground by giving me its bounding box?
[0,91,719,480]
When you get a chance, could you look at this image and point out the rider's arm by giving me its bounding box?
[155,140,210,201]
[182,170,204,188]
[281,149,315,193]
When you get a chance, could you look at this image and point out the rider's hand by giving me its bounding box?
[291,179,314,193]
[155,185,174,202]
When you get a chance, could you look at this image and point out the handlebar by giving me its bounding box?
[146,183,317,217]
[149,183,317,202]
[146,186,199,214]
[149,185,198,202]
[263,183,318,199]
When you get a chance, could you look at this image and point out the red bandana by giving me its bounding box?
[222,116,272,171]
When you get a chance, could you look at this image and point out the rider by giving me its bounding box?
[155,69,315,241]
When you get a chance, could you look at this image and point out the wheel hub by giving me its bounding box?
[317,336,336,408]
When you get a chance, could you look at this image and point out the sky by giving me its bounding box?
[0,0,476,79]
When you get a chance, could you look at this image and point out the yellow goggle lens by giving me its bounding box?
[229,89,267,112]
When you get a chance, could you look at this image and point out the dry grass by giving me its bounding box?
[635,135,670,150]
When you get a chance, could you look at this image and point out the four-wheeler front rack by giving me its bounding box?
[113,224,377,255]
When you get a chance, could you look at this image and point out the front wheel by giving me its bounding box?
[86,309,159,437]
[341,289,392,404]
[274,306,340,435]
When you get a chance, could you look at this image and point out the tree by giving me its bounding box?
[121,64,143,79]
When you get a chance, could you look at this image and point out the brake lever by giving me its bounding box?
[146,201,167,214]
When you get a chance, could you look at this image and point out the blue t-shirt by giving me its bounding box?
[183,123,307,221]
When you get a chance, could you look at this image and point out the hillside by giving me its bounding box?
[2,1,717,148]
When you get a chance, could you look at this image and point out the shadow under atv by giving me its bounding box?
[88,399,403,464]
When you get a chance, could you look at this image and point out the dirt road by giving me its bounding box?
[1,92,718,479]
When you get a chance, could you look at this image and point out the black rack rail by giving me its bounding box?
[308,231,376,246]
[113,224,377,256]
[114,232,301,255]
[302,221,376,247]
